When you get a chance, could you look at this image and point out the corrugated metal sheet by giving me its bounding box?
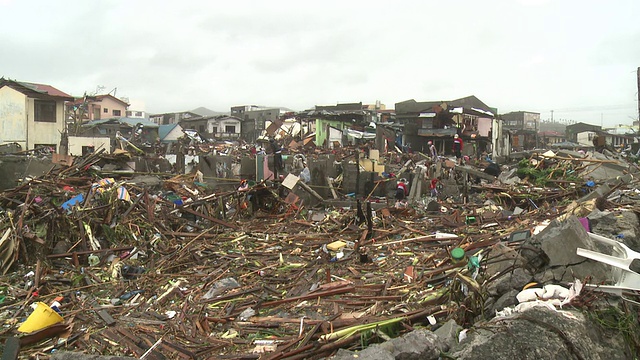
[19,82,73,99]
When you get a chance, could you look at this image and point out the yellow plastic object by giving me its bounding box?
[326,241,347,251]
[17,302,63,333]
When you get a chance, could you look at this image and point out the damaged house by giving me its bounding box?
[232,105,293,142]
[395,95,508,159]
[299,102,377,148]
[66,93,130,122]
[179,115,242,141]
[69,117,159,155]
[0,78,73,152]
[502,111,541,150]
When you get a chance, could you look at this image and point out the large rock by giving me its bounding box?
[521,216,610,283]
[484,243,527,277]
[487,267,533,297]
[491,289,520,314]
[433,319,462,350]
[330,329,445,360]
[448,306,630,359]
[589,210,640,251]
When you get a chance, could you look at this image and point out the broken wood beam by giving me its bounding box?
[453,165,497,181]
[179,207,239,229]
[297,181,324,202]
[326,177,338,199]
[261,286,355,307]
[47,246,134,259]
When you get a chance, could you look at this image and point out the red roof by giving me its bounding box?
[19,82,73,98]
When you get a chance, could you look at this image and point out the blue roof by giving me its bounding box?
[159,123,180,140]
[83,117,159,128]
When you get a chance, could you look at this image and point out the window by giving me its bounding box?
[211,127,218,134]
[104,108,108,113]
[225,125,236,133]
[113,109,121,116]
[199,125,206,133]
[135,111,142,117]
[34,100,56,122]
[126,111,132,116]
[82,146,95,156]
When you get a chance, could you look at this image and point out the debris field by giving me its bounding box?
[1,147,640,359]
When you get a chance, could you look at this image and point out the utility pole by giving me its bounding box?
[637,67,640,133]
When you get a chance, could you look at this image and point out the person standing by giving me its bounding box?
[269,138,284,172]
[299,162,311,183]
[452,134,463,165]
[428,140,438,160]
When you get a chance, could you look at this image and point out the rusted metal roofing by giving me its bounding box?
[18,81,73,99]
[0,78,73,100]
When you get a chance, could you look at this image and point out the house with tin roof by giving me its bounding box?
[0,78,73,152]
[72,117,159,153]
[395,95,504,158]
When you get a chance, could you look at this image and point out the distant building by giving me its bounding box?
[180,115,242,140]
[231,105,293,142]
[565,122,601,142]
[539,131,566,146]
[0,78,73,152]
[395,95,501,157]
[125,110,147,118]
[77,117,159,152]
[150,111,200,125]
[501,111,540,131]
[67,94,130,121]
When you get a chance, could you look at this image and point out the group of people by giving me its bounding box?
[395,133,465,205]
[427,134,464,165]
[426,133,464,165]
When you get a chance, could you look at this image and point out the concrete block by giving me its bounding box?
[376,329,445,360]
[434,319,462,351]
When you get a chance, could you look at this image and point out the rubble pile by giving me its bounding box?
[1,149,640,359]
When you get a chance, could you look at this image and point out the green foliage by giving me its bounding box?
[588,305,640,357]
[516,159,581,187]
[359,321,402,348]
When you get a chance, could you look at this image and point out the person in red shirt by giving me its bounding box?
[453,134,463,165]
[429,178,438,198]
[395,178,409,201]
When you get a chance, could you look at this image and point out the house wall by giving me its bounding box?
[0,86,28,148]
[96,97,128,118]
[316,119,349,147]
[218,119,241,136]
[577,131,596,147]
[68,136,111,156]
[164,126,183,142]
[502,111,540,131]
[544,136,565,145]
[26,97,65,150]
[492,119,510,159]
[478,117,492,137]
[522,112,540,131]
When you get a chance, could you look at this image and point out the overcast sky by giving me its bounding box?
[1,0,639,127]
